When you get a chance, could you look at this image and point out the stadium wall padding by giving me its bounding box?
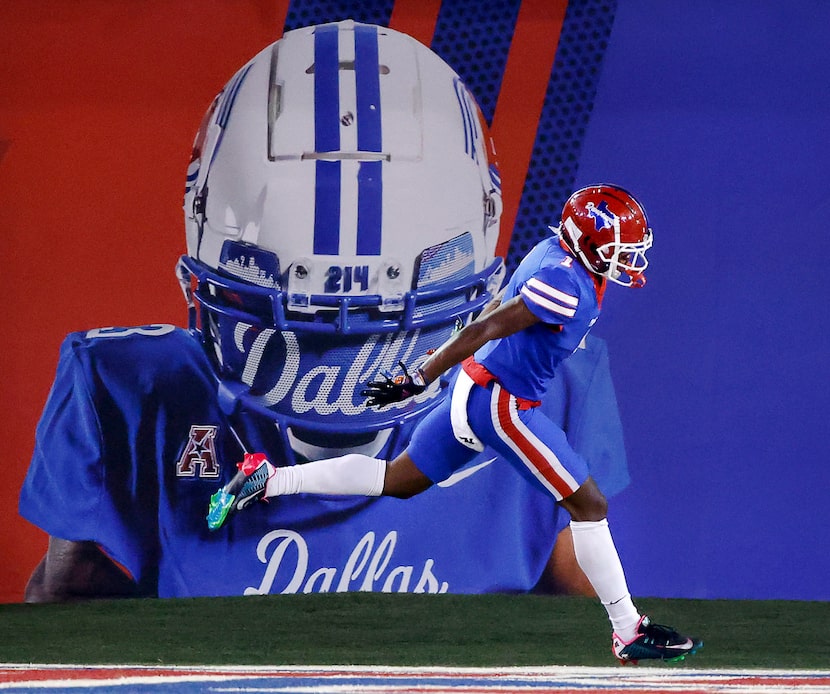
[1,0,827,602]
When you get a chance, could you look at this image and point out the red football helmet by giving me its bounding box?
[559,184,652,287]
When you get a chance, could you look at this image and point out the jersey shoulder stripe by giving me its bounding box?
[520,285,576,318]
[525,276,578,306]
[521,275,579,318]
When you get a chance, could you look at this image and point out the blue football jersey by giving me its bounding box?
[19,323,626,598]
[476,238,602,402]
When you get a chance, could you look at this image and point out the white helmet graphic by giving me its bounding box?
[178,20,505,462]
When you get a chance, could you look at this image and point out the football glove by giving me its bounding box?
[362,361,428,408]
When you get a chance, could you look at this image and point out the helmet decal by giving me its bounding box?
[220,241,280,289]
[185,63,254,256]
[185,95,220,197]
[454,78,479,161]
[586,200,616,231]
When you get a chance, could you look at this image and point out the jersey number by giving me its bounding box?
[85,324,176,339]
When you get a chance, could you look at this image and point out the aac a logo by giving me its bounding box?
[176,425,220,478]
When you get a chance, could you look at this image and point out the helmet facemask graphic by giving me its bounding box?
[179,21,506,465]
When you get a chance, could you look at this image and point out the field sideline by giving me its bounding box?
[0,594,828,670]
[3,664,830,693]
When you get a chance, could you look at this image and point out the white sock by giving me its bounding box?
[265,454,386,498]
[570,519,641,641]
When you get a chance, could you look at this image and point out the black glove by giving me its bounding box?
[361,361,428,408]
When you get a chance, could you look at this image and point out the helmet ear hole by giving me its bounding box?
[587,242,608,273]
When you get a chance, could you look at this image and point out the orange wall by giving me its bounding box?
[0,1,291,602]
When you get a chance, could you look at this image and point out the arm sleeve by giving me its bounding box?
[19,338,107,536]
[18,335,157,586]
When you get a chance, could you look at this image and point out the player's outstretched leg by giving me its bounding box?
[206,452,388,530]
[207,453,275,531]
[612,616,703,665]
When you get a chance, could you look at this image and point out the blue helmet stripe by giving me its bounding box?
[208,64,253,171]
[355,24,382,153]
[356,160,382,255]
[217,64,251,128]
[313,24,341,255]
[453,79,474,160]
[355,24,383,255]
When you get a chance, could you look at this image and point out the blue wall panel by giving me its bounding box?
[577,1,830,599]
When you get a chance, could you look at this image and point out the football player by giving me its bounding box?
[209,179,704,664]
[19,21,627,602]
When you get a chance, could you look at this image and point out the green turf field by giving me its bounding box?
[0,594,827,669]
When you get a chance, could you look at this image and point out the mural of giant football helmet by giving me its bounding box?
[178,20,505,464]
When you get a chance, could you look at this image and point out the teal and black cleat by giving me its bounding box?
[206,453,275,531]
[613,616,703,665]
[206,488,237,531]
